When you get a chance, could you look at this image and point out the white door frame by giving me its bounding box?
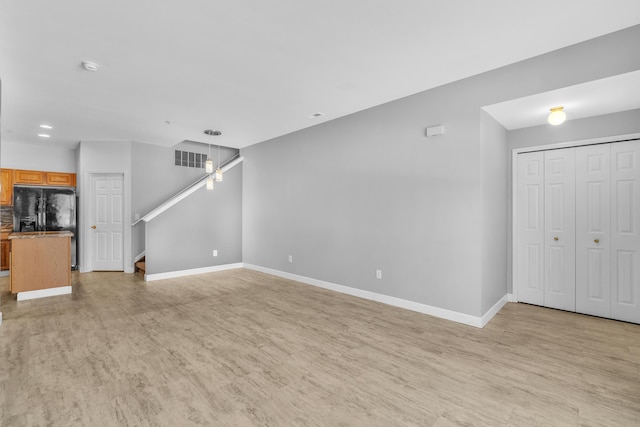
[511,132,640,302]
[81,171,132,273]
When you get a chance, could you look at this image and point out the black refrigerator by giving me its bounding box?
[13,185,78,269]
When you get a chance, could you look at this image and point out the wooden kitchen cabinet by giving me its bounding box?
[12,169,76,187]
[0,168,13,205]
[1,239,10,271]
[14,169,45,185]
[46,172,76,187]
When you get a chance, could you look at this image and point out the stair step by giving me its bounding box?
[135,261,146,273]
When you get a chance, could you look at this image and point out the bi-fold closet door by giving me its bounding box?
[516,140,640,324]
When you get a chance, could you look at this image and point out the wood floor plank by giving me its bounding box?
[1,269,639,426]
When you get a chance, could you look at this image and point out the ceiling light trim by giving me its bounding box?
[81,61,100,72]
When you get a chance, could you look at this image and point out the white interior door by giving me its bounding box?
[91,174,124,271]
[575,144,611,318]
[544,149,576,311]
[516,152,545,305]
[610,141,640,324]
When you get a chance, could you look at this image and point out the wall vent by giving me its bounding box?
[174,150,208,168]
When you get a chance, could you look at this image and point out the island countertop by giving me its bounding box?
[9,231,74,240]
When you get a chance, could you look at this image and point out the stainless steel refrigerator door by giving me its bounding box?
[43,188,77,269]
[43,189,76,230]
[12,186,40,231]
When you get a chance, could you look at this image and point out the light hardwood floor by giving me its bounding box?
[0,269,639,426]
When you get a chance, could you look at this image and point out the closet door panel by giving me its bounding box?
[516,152,545,305]
[576,144,611,318]
[544,149,576,311]
[611,141,640,324]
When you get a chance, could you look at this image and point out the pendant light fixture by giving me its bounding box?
[203,129,222,190]
[215,144,223,182]
[205,146,213,174]
[547,106,567,126]
[204,129,214,173]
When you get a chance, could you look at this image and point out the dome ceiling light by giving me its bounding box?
[548,106,567,126]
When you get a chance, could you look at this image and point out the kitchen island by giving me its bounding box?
[8,231,73,300]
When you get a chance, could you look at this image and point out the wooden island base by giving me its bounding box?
[8,231,73,300]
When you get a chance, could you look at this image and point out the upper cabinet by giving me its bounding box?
[0,169,13,205]
[46,172,76,187]
[14,169,44,185]
[13,169,76,187]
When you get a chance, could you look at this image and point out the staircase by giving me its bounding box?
[135,257,146,275]
[131,155,243,280]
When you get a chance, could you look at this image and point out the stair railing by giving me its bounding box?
[132,154,243,226]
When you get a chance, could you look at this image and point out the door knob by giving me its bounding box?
[91,225,97,229]
[553,237,559,241]
[594,239,600,243]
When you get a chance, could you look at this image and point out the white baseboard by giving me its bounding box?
[0,312,2,326]
[480,295,508,327]
[17,286,72,301]
[507,293,517,302]
[134,251,145,262]
[243,264,507,328]
[145,263,244,282]
[79,266,135,274]
[0,271,9,277]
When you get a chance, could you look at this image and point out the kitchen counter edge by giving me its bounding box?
[8,231,74,240]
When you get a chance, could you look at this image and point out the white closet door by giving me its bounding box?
[576,144,611,318]
[544,149,576,311]
[610,140,640,324]
[516,152,545,305]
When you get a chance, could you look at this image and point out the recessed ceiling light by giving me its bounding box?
[40,124,53,129]
[309,112,325,118]
[38,133,51,138]
[82,61,100,72]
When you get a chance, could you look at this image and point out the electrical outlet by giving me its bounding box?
[213,250,218,257]
[288,255,293,263]
[376,269,382,279]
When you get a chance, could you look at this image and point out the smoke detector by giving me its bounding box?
[82,61,100,72]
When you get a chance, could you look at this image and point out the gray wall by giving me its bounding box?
[242,25,640,318]
[131,141,216,260]
[242,95,485,316]
[506,108,640,293]
[480,111,508,314]
[1,141,76,172]
[76,141,133,272]
[132,141,242,274]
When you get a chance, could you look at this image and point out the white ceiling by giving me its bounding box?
[1,1,640,149]
[483,70,640,130]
